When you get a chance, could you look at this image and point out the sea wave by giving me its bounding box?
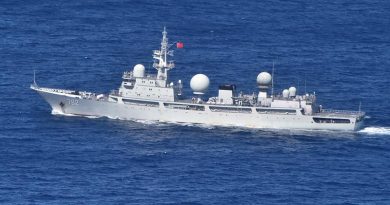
[135,119,159,125]
[358,127,390,135]
[106,116,121,120]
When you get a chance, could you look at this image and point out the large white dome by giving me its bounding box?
[133,64,145,78]
[190,74,210,94]
[256,72,272,85]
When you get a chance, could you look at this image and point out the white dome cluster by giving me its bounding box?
[190,74,210,94]
[281,87,297,98]
[133,64,145,78]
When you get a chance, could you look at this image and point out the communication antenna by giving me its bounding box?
[33,70,37,86]
[359,101,362,114]
[271,61,275,100]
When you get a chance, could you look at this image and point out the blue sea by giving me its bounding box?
[1,0,390,204]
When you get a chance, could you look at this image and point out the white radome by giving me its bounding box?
[282,89,290,98]
[289,86,297,97]
[133,64,145,78]
[256,72,272,85]
[190,74,210,94]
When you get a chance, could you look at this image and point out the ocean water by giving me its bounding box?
[1,0,390,204]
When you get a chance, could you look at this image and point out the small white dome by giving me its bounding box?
[256,72,272,85]
[282,89,290,98]
[289,87,297,97]
[133,64,145,78]
[190,74,210,94]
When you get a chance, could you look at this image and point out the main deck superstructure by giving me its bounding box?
[31,28,365,131]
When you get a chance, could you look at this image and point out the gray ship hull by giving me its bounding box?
[33,86,364,131]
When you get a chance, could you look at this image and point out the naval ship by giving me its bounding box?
[31,28,365,131]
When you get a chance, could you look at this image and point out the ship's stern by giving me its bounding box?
[353,113,365,131]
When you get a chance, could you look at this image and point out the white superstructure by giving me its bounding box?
[31,28,365,131]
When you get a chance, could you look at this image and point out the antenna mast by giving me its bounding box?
[153,27,175,82]
[271,61,275,100]
[33,70,37,86]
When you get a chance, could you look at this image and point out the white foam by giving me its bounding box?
[85,115,100,119]
[196,124,216,129]
[51,110,76,117]
[135,119,159,125]
[107,116,120,120]
[160,121,216,129]
[358,127,390,135]
[52,110,101,119]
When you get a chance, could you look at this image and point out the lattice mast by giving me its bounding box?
[153,27,175,83]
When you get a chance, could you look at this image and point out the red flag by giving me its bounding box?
[176,42,184,49]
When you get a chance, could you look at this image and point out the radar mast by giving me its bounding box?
[153,27,175,84]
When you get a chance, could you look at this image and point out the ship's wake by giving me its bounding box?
[358,127,390,135]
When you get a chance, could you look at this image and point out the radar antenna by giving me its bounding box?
[153,27,175,81]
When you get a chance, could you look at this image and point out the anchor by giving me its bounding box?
[59,101,65,113]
